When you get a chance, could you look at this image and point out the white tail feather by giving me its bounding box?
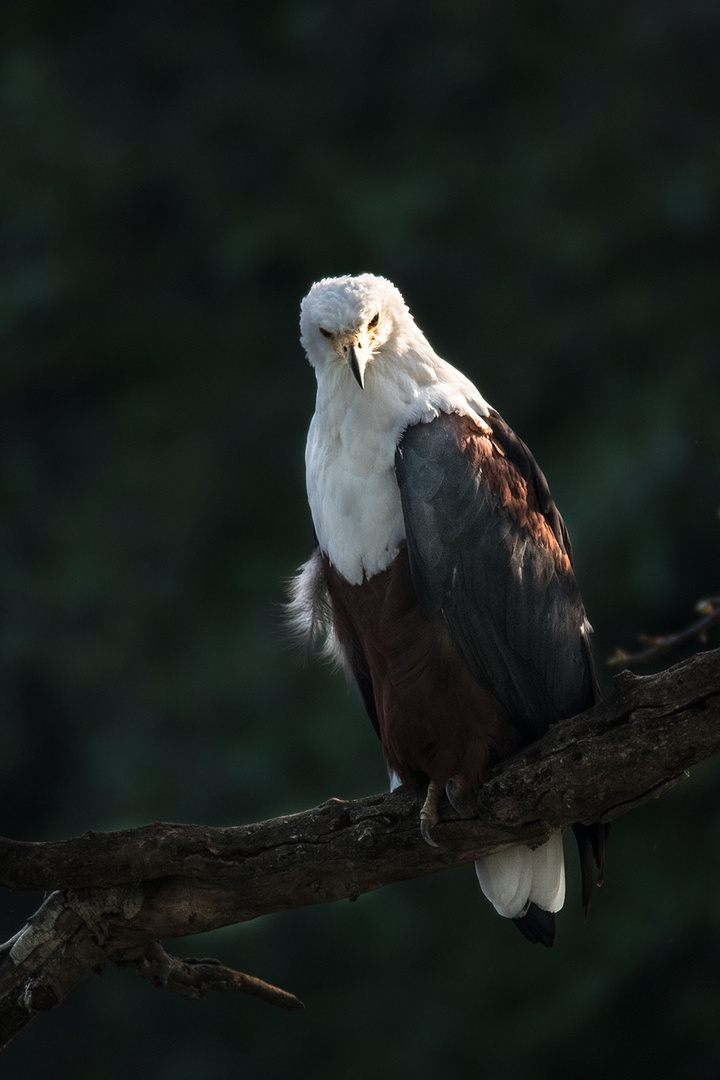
[527,831,566,912]
[474,832,566,918]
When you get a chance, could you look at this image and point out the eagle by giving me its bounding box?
[288,273,605,946]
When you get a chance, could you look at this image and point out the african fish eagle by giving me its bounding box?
[288,273,605,946]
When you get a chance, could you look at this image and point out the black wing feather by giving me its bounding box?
[395,412,596,741]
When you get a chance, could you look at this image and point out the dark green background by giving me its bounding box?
[2,2,719,1076]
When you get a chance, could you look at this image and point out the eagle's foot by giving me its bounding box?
[419,779,442,848]
[445,775,476,817]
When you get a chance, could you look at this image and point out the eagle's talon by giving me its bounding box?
[420,818,440,848]
[419,778,442,847]
[445,776,476,817]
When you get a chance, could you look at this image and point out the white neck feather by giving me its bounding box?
[305,325,490,584]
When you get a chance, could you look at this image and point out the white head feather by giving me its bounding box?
[300,273,409,363]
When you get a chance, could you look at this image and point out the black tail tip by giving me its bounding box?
[513,903,556,947]
[572,821,610,913]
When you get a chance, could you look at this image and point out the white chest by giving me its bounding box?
[305,396,406,585]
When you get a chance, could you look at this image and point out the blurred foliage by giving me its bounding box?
[1,0,719,1076]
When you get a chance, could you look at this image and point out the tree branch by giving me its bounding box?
[1,647,719,1049]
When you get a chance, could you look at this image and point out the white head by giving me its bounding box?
[300,274,414,390]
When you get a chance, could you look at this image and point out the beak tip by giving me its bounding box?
[348,345,366,389]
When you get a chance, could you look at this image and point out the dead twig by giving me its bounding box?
[608,596,720,667]
[118,943,303,1011]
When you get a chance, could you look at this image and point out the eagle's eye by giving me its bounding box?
[319,327,333,339]
[368,312,379,329]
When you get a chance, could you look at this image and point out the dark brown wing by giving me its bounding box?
[395,410,597,742]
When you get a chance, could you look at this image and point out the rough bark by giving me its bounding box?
[1,647,719,1049]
